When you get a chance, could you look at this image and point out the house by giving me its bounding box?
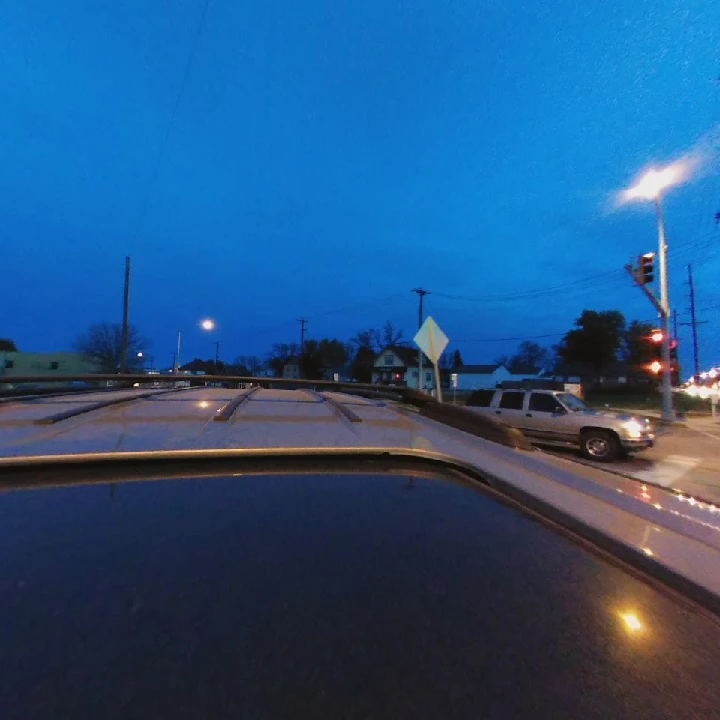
[372,346,436,389]
[282,358,301,379]
[452,363,542,390]
[322,365,353,382]
[549,362,651,386]
[0,351,101,381]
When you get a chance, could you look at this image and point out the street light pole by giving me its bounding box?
[175,331,182,373]
[655,196,674,422]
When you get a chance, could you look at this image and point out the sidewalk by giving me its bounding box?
[624,422,720,504]
[549,412,720,505]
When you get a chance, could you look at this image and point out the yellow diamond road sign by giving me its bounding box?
[413,316,449,364]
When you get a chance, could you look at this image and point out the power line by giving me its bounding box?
[131,0,212,242]
[432,269,625,304]
[454,332,566,343]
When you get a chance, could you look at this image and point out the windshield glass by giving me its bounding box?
[558,393,589,412]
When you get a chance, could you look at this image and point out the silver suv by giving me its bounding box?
[466,389,655,462]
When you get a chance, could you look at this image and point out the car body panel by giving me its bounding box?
[0,386,716,604]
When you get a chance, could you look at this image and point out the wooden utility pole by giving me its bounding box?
[412,288,429,390]
[120,256,131,373]
[298,318,308,378]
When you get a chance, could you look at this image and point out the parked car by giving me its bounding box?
[466,388,655,462]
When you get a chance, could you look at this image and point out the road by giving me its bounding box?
[539,418,720,505]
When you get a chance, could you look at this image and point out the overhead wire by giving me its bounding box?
[130,0,212,243]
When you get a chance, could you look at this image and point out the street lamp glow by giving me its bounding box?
[623,160,690,202]
[200,318,215,331]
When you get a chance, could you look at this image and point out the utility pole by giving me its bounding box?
[688,264,699,381]
[298,318,307,378]
[672,309,678,339]
[412,288,429,391]
[679,264,706,382]
[120,256,131,373]
[213,341,220,367]
[655,197,674,422]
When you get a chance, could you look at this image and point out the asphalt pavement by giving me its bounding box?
[541,417,720,505]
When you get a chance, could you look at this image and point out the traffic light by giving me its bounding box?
[637,253,655,285]
[646,329,663,374]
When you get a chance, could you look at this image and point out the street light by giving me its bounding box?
[623,162,688,423]
[174,318,216,373]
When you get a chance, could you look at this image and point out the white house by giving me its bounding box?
[372,346,436,390]
[453,363,542,390]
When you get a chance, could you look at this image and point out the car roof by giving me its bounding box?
[1,381,720,612]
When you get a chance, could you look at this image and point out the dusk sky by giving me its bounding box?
[2,0,719,370]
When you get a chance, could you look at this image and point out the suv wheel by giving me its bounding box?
[579,430,620,463]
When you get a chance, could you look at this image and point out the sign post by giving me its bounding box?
[413,317,449,402]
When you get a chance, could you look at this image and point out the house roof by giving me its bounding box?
[551,361,632,377]
[509,363,541,375]
[455,364,501,375]
[377,345,434,368]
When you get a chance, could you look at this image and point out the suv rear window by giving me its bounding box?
[499,391,524,410]
[466,390,495,407]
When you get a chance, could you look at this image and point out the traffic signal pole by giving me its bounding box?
[625,237,675,421]
[655,197,675,423]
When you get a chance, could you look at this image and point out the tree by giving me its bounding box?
[557,310,626,380]
[0,338,18,351]
[452,349,464,368]
[621,320,657,374]
[301,338,349,380]
[180,358,225,374]
[73,322,147,372]
[265,343,299,377]
[381,321,405,347]
[350,345,376,383]
[350,328,381,351]
[233,355,265,375]
[508,341,549,372]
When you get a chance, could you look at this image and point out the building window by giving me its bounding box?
[410,370,418,378]
[425,372,432,382]
[49,361,59,370]
[5,360,13,369]
[384,354,394,365]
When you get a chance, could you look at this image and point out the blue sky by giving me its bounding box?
[2,0,719,370]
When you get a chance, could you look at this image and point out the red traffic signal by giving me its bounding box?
[637,253,655,285]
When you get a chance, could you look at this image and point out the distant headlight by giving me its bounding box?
[622,420,645,439]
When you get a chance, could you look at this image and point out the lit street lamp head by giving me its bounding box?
[623,160,690,202]
[200,319,215,331]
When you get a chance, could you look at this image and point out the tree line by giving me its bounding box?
[4,309,661,383]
